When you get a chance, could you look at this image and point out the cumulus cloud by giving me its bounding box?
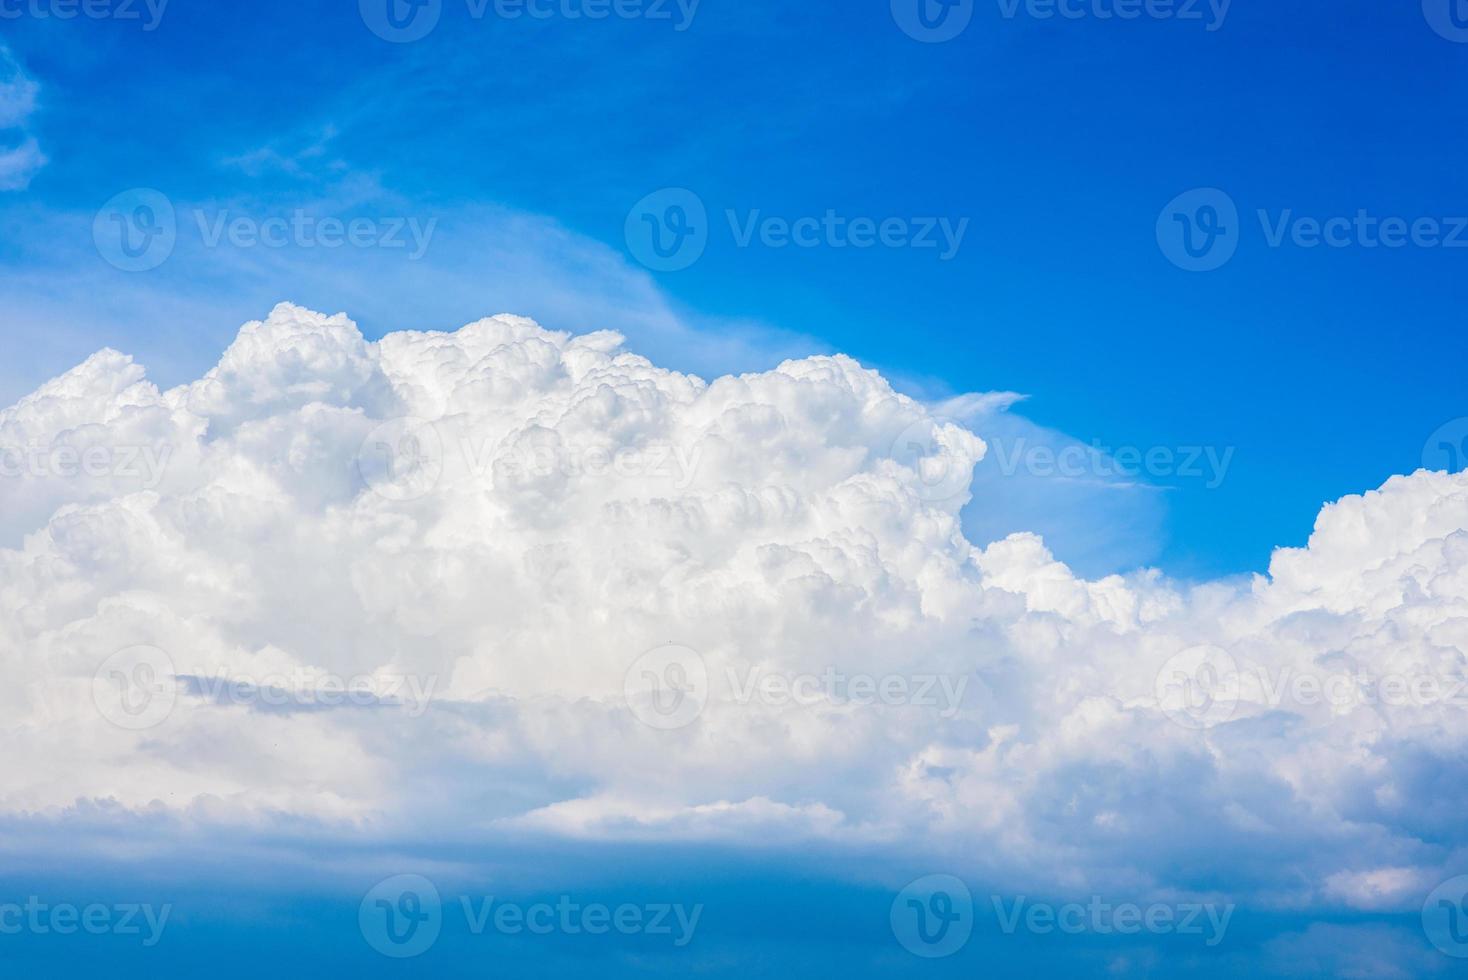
[1,303,1466,918]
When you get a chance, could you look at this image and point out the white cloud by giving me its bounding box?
[0,48,38,129]
[1,303,1466,914]
[0,47,44,190]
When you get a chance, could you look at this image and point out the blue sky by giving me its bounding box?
[0,828,1439,978]
[2,0,1465,579]
[4,4,1468,975]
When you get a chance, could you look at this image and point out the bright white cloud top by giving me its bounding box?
[2,303,1465,916]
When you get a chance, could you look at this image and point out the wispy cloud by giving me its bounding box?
[221,124,346,179]
[0,46,44,190]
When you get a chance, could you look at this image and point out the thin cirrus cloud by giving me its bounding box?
[1,302,1464,942]
[0,193,823,419]
[0,46,44,191]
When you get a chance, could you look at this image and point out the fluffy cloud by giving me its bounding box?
[2,303,1465,915]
